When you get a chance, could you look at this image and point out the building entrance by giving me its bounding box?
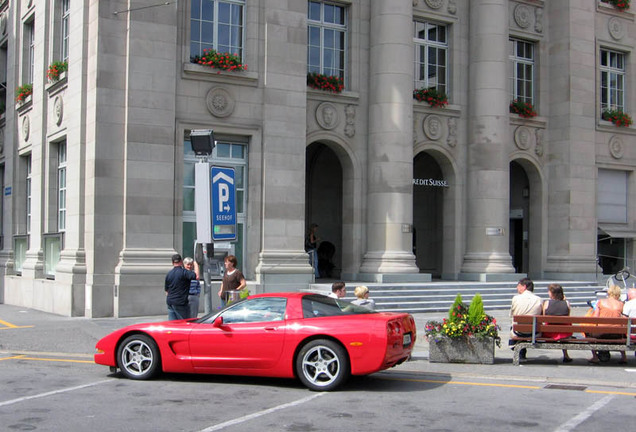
[306,143,343,278]
[413,152,444,277]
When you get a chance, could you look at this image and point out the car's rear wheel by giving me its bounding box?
[295,339,350,391]
[117,334,161,380]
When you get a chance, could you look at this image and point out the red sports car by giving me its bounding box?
[94,292,416,391]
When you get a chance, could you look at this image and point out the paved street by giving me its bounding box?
[1,304,635,431]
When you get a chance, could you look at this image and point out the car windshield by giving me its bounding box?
[302,294,376,318]
[195,298,248,323]
[197,297,287,324]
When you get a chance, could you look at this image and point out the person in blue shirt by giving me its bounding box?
[164,254,199,320]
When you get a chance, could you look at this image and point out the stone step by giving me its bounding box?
[310,280,604,314]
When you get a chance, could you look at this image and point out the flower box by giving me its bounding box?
[414,87,448,108]
[602,109,633,127]
[307,72,344,93]
[192,49,247,72]
[510,100,537,118]
[429,336,496,364]
[601,0,631,11]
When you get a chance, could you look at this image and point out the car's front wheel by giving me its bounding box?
[296,339,350,391]
[117,334,161,380]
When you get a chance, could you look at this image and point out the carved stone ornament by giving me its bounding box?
[0,12,7,36]
[609,135,624,159]
[22,115,30,142]
[54,96,64,125]
[534,7,543,33]
[448,0,457,15]
[344,104,356,137]
[316,102,339,130]
[514,126,532,150]
[535,129,544,157]
[205,87,235,118]
[514,4,532,29]
[608,17,624,41]
[423,114,444,141]
[425,0,444,10]
[447,117,457,147]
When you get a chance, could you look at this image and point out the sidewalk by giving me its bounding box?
[408,307,636,389]
[1,303,635,390]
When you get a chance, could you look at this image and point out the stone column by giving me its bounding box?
[460,0,515,278]
[101,1,179,317]
[253,1,313,288]
[359,0,419,279]
[543,1,597,279]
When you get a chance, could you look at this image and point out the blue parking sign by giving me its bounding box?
[211,166,237,241]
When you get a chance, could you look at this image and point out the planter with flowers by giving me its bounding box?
[425,293,500,364]
[192,49,247,72]
[413,87,448,108]
[307,72,344,93]
[602,0,631,11]
[510,100,537,118]
[15,83,33,105]
[47,61,68,82]
[602,108,633,127]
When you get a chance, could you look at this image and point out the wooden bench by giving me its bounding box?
[511,315,635,365]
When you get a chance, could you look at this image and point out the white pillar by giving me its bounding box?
[359,0,419,278]
[460,0,515,277]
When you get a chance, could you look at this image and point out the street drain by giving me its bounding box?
[544,384,587,391]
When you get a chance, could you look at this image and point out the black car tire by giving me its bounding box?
[295,339,350,391]
[117,334,161,380]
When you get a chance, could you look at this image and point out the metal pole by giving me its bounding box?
[203,243,213,314]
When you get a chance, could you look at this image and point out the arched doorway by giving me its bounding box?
[509,161,530,273]
[413,152,444,277]
[306,142,343,278]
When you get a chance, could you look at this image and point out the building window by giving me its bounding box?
[0,43,7,116]
[307,1,347,81]
[182,136,247,269]
[414,21,448,95]
[0,164,3,249]
[600,49,625,112]
[24,19,35,84]
[190,0,245,61]
[598,169,628,224]
[57,141,67,232]
[26,155,32,235]
[509,39,534,105]
[60,0,70,62]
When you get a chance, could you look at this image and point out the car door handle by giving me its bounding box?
[264,327,277,331]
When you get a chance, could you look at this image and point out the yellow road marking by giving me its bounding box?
[585,389,636,396]
[382,376,636,397]
[0,318,34,329]
[385,376,541,389]
[0,355,26,361]
[17,357,95,364]
[0,354,94,364]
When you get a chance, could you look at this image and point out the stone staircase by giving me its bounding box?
[310,280,604,314]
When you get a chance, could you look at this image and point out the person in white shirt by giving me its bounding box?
[329,281,346,299]
[509,278,542,360]
[623,288,636,318]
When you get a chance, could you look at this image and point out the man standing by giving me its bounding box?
[509,278,542,359]
[329,281,346,299]
[165,254,199,320]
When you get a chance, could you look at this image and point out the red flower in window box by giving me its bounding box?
[307,72,344,93]
[413,87,448,108]
[509,100,537,118]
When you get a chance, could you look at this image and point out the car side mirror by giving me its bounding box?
[212,316,224,327]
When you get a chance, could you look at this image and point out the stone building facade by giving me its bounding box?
[0,0,635,317]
